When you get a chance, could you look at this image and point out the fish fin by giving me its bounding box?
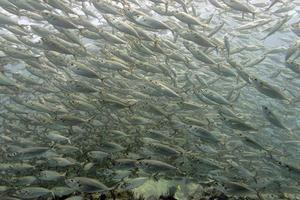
[261,34,269,40]
[226,87,234,101]
[230,90,241,103]
[173,32,179,43]
[286,128,294,136]
[191,4,197,17]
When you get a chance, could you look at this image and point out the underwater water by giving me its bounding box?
[0,0,300,199]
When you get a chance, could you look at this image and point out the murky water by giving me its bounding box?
[0,0,300,199]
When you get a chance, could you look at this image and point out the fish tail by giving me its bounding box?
[288,128,294,135]
[261,35,268,40]
[164,1,169,13]
[166,112,176,121]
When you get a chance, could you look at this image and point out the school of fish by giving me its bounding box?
[0,0,300,199]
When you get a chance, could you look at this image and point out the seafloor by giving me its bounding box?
[55,190,297,200]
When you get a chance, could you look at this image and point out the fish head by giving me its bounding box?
[262,105,269,111]
[67,61,76,68]
[261,105,271,115]
[136,160,149,168]
[41,10,51,18]
[15,188,30,196]
[39,170,47,177]
[86,151,95,158]
[7,152,18,159]
[65,178,80,189]
[250,76,259,84]
[102,14,113,22]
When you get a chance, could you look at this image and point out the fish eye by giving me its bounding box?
[10,152,17,157]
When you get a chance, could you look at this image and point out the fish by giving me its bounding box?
[222,0,255,17]
[44,0,76,15]
[51,186,75,198]
[11,176,38,186]
[251,77,289,100]
[38,170,66,182]
[172,11,210,28]
[136,159,178,175]
[188,125,221,144]
[14,187,53,199]
[262,15,291,40]
[65,177,110,193]
[45,131,71,144]
[41,11,77,29]
[261,105,293,134]
[221,116,258,131]
[117,177,148,191]
[132,15,171,31]
[0,13,19,26]
[0,0,299,199]
[7,147,51,160]
[103,14,140,38]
